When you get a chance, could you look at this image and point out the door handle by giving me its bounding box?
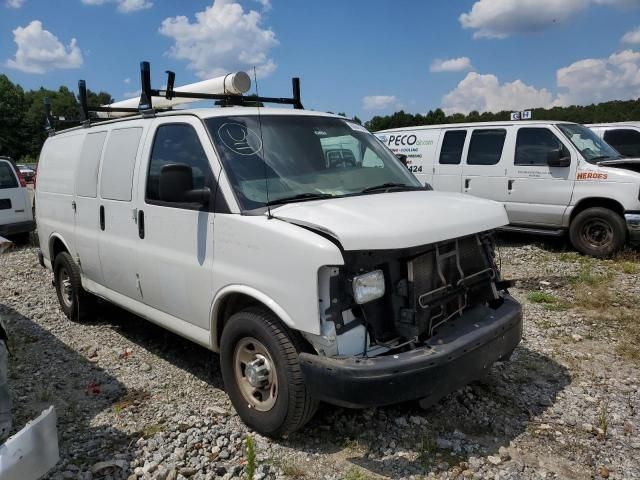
[138,210,145,239]
[508,179,515,191]
[464,178,470,190]
[99,205,105,231]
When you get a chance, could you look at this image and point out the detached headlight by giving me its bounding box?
[352,270,385,304]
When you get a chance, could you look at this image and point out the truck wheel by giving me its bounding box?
[53,252,94,322]
[569,207,626,257]
[220,307,318,437]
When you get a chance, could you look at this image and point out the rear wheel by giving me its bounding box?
[220,307,317,437]
[569,207,626,257]
[53,252,95,322]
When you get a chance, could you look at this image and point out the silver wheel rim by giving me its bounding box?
[58,267,73,308]
[581,219,613,249]
[233,337,278,412]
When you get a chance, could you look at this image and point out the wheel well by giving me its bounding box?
[50,237,68,263]
[213,293,314,353]
[570,198,624,222]
[215,293,261,349]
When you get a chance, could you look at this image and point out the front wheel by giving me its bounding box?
[220,307,317,437]
[569,207,626,257]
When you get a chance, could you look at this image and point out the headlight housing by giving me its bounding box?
[352,270,385,304]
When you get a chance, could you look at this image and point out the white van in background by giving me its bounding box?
[588,122,640,158]
[0,156,34,243]
[375,121,640,257]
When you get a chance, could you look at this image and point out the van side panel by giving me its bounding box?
[74,131,108,285]
[375,129,440,185]
[36,132,85,263]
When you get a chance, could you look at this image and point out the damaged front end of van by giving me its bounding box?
[271,192,523,410]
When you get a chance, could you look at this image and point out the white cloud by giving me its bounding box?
[124,77,131,84]
[460,0,638,39]
[440,49,640,114]
[430,56,473,73]
[5,0,25,8]
[159,0,278,79]
[123,88,142,99]
[362,95,398,111]
[5,20,83,74]
[81,0,152,13]
[459,0,586,39]
[254,0,271,11]
[622,26,640,44]
[441,72,553,114]
[555,49,640,105]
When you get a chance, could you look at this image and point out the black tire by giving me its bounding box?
[569,207,626,257]
[53,252,95,322]
[220,307,318,437]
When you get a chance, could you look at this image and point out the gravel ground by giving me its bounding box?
[1,236,639,480]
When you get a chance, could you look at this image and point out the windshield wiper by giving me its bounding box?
[360,182,424,194]
[265,192,334,206]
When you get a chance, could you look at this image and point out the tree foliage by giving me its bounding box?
[364,101,640,132]
[0,74,114,161]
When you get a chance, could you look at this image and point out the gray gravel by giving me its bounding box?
[1,238,638,480]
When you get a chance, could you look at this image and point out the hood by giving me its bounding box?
[598,158,640,174]
[270,191,508,250]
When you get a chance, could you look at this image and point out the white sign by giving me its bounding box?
[510,110,532,121]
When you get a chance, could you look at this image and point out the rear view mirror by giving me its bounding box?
[396,154,408,166]
[158,164,210,206]
[547,149,571,168]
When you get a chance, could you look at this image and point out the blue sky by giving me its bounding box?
[1,0,639,120]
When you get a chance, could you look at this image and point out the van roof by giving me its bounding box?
[53,107,344,135]
[585,121,640,127]
[376,120,577,133]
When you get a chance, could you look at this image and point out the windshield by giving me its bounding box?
[557,123,621,163]
[206,115,422,209]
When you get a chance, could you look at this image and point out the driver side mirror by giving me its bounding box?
[547,149,571,168]
[159,164,210,206]
[395,154,408,166]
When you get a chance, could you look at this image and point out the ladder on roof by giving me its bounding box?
[45,61,304,134]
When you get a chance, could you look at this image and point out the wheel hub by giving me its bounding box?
[245,355,271,388]
[582,219,613,247]
[233,337,278,412]
[59,267,72,308]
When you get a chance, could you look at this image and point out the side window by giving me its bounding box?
[100,127,142,201]
[515,128,567,166]
[439,130,467,165]
[76,131,107,197]
[0,162,18,189]
[467,129,506,166]
[146,124,214,208]
[604,129,640,157]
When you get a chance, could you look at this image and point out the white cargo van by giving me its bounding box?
[36,66,522,437]
[375,121,640,257]
[0,156,34,243]
[588,122,640,159]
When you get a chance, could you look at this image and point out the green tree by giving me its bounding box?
[0,75,26,159]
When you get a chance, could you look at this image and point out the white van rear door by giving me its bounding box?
[0,160,28,227]
[376,130,436,186]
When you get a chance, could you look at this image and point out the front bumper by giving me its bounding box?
[299,295,522,408]
[625,212,640,244]
[0,220,34,237]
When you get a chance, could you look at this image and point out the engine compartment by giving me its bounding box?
[318,231,508,357]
